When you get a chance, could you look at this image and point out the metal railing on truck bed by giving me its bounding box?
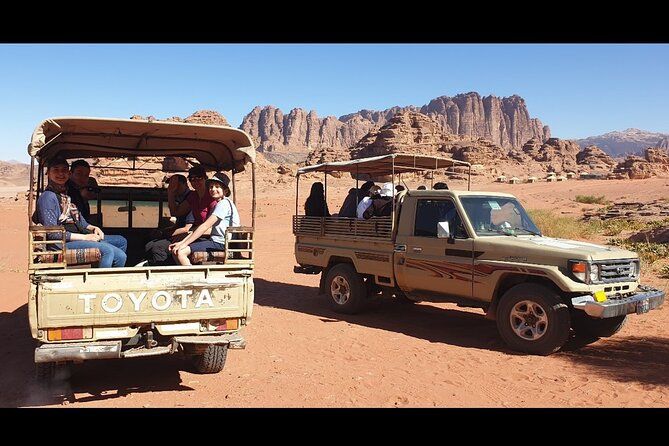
[293,216,392,240]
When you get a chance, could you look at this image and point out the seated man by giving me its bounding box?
[340,181,374,218]
[144,174,194,266]
[67,159,92,221]
[356,185,381,219]
[362,183,394,219]
[36,157,127,268]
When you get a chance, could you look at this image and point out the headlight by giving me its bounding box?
[589,264,600,283]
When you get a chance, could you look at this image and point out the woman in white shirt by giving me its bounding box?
[169,172,240,265]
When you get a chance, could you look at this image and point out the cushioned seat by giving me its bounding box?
[43,248,102,265]
[189,250,227,264]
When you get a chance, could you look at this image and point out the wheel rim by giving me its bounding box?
[330,275,351,305]
[509,300,549,341]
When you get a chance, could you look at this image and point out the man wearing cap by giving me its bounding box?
[169,172,240,266]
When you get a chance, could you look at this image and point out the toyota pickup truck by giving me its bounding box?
[292,154,665,355]
[27,117,257,382]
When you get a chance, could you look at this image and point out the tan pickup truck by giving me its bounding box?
[27,117,257,382]
[293,154,665,355]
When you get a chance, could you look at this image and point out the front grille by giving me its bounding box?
[596,259,638,283]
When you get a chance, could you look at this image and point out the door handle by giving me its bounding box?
[412,247,423,253]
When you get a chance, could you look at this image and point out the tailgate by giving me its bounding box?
[33,265,254,328]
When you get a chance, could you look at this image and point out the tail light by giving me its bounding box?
[47,327,93,341]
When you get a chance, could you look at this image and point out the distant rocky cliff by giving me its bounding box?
[575,128,669,157]
[241,92,550,156]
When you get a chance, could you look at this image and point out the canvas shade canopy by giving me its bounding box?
[296,153,471,176]
[28,117,256,172]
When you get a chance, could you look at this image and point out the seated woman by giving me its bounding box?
[304,182,330,217]
[169,172,240,266]
[36,157,127,268]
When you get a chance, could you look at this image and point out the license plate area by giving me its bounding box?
[636,298,650,314]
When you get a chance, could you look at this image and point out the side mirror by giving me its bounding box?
[437,221,450,238]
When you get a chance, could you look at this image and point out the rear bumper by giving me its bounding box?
[571,285,665,318]
[34,332,246,363]
[35,341,122,363]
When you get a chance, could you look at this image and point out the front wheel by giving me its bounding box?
[190,344,228,374]
[572,314,627,338]
[324,263,368,314]
[496,283,571,355]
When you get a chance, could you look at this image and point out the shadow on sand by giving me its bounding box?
[0,304,193,407]
[560,334,669,387]
[255,278,669,386]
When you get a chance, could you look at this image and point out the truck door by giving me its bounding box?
[395,198,473,299]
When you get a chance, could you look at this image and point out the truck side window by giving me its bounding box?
[414,199,467,238]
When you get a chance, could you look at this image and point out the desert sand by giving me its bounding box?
[1,176,669,407]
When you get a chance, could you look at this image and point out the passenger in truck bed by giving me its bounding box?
[144,174,195,266]
[67,159,92,221]
[339,180,374,218]
[169,172,240,266]
[304,182,330,217]
[36,157,127,268]
[362,183,394,219]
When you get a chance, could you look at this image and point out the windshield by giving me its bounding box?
[459,196,541,237]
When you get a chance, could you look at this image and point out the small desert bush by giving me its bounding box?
[608,239,669,266]
[574,195,609,205]
[527,209,602,240]
[600,218,648,236]
[659,264,669,278]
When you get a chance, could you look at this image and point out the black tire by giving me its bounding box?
[191,344,228,374]
[324,263,368,314]
[496,283,571,355]
[572,314,627,338]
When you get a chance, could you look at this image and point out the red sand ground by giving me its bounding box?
[1,177,668,407]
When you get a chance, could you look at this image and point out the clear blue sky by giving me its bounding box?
[1,44,667,162]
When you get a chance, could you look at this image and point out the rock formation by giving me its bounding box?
[612,148,669,179]
[241,92,550,157]
[576,145,618,172]
[575,128,669,157]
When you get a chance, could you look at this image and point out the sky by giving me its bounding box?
[0,44,668,162]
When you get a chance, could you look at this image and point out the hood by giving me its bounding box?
[518,236,637,261]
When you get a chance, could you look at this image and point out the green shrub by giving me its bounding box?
[575,195,609,205]
[527,209,602,240]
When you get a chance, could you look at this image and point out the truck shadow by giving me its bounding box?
[0,304,193,407]
[254,278,507,352]
[255,279,669,386]
[560,335,669,387]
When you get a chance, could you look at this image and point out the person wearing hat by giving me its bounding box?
[35,157,127,268]
[356,185,381,218]
[362,182,394,219]
[169,172,240,265]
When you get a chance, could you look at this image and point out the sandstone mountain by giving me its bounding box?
[241,92,550,159]
[575,128,669,157]
[307,111,669,183]
[0,160,30,187]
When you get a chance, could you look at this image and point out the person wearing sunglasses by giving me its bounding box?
[185,165,217,229]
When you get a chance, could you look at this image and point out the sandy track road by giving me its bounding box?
[2,178,669,407]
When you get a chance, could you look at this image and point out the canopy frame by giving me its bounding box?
[295,153,473,234]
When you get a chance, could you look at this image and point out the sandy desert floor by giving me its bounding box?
[1,177,669,407]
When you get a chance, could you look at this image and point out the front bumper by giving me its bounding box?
[571,285,665,318]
